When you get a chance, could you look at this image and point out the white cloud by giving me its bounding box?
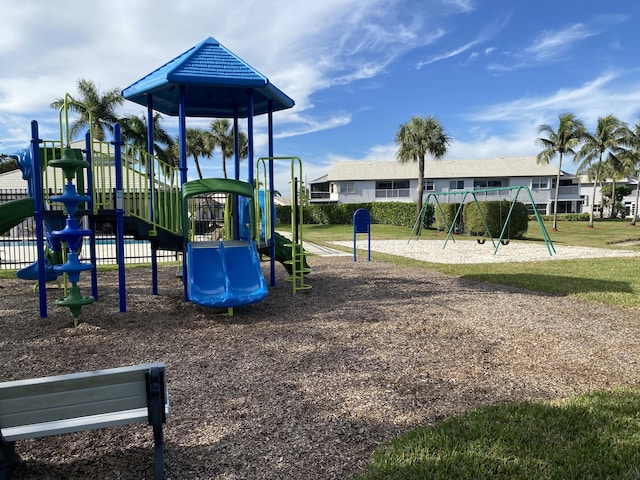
[487,15,627,72]
[416,9,511,68]
[525,23,595,62]
[0,0,446,153]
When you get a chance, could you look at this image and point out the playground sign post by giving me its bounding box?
[353,208,370,262]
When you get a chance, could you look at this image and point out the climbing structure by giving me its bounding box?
[49,147,95,324]
[256,157,311,293]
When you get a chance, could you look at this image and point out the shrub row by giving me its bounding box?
[275,202,435,228]
[533,213,590,222]
[433,200,529,239]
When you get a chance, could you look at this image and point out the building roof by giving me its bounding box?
[121,37,294,118]
[0,169,29,190]
[311,157,564,183]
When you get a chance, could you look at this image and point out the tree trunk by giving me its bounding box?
[416,156,425,218]
[610,180,617,218]
[222,154,228,179]
[552,153,563,230]
[194,156,203,179]
[633,173,640,226]
[588,166,600,228]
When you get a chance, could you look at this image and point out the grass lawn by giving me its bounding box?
[297,219,640,479]
[297,219,640,309]
[354,388,640,480]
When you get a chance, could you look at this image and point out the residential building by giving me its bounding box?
[309,156,639,218]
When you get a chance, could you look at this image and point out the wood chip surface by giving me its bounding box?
[1,256,638,479]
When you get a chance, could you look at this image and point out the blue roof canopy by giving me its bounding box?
[121,37,294,117]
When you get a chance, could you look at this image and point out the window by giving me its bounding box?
[424,180,434,191]
[532,178,549,189]
[449,180,464,190]
[475,179,503,189]
[338,181,355,194]
[376,180,410,198]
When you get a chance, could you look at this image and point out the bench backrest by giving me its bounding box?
[0,362,168,442]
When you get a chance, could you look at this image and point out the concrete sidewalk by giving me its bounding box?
[276,231,351,257]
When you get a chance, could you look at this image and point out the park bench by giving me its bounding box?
[0,362,169,480]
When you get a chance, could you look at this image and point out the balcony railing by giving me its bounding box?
[310,191,330,199]
[375,188,410,198]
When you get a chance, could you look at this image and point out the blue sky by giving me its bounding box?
[1,0,639,192]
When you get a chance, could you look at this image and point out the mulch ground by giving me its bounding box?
[1,255,639,479]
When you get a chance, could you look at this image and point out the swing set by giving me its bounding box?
[409,185,556,256]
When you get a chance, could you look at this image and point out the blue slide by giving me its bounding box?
[186,240,268,308]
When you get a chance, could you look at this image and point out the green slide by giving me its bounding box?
[259,231,310,275]
[0,198,34,235]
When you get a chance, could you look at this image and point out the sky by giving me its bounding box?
[1,0,639,193]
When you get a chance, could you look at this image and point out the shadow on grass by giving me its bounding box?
[357,388,640,480]
[460,273,633,296]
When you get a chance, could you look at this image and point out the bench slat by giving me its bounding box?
[0,362,168,438]
[2,407,151,442]
[0,362,169,480]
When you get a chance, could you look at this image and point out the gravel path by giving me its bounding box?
[1,249,639,479]
[333,239,640,264]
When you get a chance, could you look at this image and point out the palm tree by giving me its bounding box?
[209,119,248,178]
[120,113,175,166]
[600,154,629,218]
[395,115,451,217]
[536,113,585,230]
[623,120,640,225]
[574,115,630,227]
[185,127,213,179]
[51,78,123,142]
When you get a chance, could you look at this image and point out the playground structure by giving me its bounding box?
[409,186,556,256]
[4,37,311,322]
[256,157,311,293]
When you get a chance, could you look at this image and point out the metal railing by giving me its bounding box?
[0,228,180,270]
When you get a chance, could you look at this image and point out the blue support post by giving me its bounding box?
[179,85,188,301]
[247,90,254,187]
[147,96,159,296]
[234,114,240,181]
[113,124,127,312]
[267,102,276,286]
[31,121,47,318]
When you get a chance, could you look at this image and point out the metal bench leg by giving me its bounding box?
[0,431,18,480]
[147,367,166,480]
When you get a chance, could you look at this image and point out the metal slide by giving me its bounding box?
[186,240,268,308]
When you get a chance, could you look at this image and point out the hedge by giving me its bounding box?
[275,202,435,228]
[463,200,528,239]
[433,203,462,231]
[532,213,590,222]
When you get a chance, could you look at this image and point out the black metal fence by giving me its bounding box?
[1,189,180,270]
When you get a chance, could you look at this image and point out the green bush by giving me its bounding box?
[532,213,590,222]
[433,203,461,231]
[463,200,528,239]
[275,202,434,228]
